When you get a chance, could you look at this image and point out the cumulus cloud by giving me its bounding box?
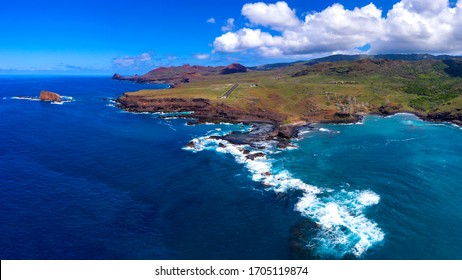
[112,52,152,68]
[242,1,301,30]
[371,0,461,53]
[206,17,216,24]
[221,18,235,32]
[214,28,283,53]
[213,0,462,57]
[194,53,211,60]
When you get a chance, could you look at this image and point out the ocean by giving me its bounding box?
[0,76,461,260]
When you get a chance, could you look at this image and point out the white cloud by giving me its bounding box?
[242,1,301,31]
[194,53,211,60]
[113,52,152,67]
[221,18,235,32]
[213,0,462,57]
[207,17,216,24]
[401,0,448,15]
[371,0,461,53]
[214,28,283,53]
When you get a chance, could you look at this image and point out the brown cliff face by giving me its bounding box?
[39,90,61,102]
[116,94,285,125]
[116,93,299,147]
[116,95,210,112]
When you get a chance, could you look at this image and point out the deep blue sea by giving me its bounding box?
[0,76,461,260]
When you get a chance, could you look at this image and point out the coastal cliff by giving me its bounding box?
[117,93,298,131]
[116,93,301,144]
[116,56,462,142]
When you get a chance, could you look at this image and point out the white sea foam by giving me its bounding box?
[165,123,177,131]
[283,144,299,150]
[51,96,74,105]
[386,137,417,145]
[319,128,340,134]
[154,111,194,116]
[392,112,416,117]
[60,96,74,102]
[357,190,380,206]
[298,130,311,136]
[296,189,383,257]
[130,112,151,115]
[184,134,384,258]
[11,97,40,101]
[451,123,462,130]
[10,95,74,104]
[402,120,415,125]
[162,117,181,120]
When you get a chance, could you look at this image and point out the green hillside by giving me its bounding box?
[121,58,462,125]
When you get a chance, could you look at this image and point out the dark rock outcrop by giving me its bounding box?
[112,73,123,80]
[246,152,266,160]
[427,111,462,126]
[377,102,403,115]
[39,90,61,102]
[186,141,196,148]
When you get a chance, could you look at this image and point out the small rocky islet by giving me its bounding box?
[15,90,62,102]
[39,90,61,102]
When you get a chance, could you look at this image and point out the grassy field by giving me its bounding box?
[124,59,462,124]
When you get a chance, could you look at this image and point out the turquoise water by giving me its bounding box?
[0,76,461,259]
[275,114,462,259]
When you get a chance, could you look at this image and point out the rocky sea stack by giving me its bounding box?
[39,90,61,102]
[112,73,123,80]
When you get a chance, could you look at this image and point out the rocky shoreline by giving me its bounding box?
[116,93,461,148]
[116,94,314,148]
[372,104,462,126]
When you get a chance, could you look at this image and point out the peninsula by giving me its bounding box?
[116,55,462,143]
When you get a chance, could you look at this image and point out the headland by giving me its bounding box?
[116,55,462,145]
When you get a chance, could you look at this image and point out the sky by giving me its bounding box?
[0,0,461,75]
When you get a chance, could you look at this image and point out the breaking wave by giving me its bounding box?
[184,133,384,259]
